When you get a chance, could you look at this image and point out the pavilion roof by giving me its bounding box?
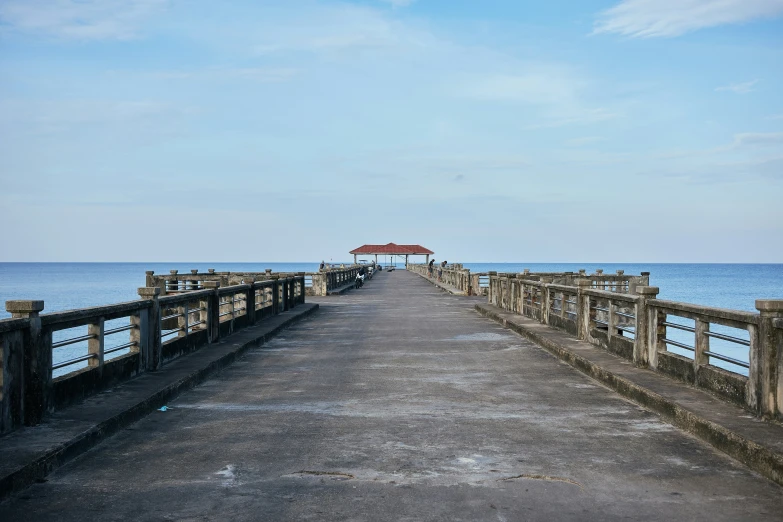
[349,243,434,255]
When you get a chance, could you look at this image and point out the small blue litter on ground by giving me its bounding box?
[158,406,169,412]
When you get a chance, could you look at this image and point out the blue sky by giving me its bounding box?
[1,0,782,262]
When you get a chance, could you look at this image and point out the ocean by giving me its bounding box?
[1,262,781,377]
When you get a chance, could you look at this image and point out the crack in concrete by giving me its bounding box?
[498,474,583,490]
[294,470,355,480]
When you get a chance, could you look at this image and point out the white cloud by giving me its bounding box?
[593,0,783,38]
[380,0,417,7]
[130,67,299,83]
[456,66,620,128]
[249,4,435,56]
[0,0,168,40]
[655,131,783,159]
[0,99,194,135]
[767,113,783,120]
[715,80,759,94]
[732,132,783,148]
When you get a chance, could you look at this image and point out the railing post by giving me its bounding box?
[694,319,709,370]
[202,282,220,343]
[575,279,591,340]
[6,300,50,426]
[313,273,327,296]
[271,276,281,314]
[648,305,666,371]
[198,290,209,337]
[607,299,616,340]
[129,304,147,369]
[297,274,306,304]
[228,289,236,334]
[87,318,105,368]
[137,288,161,371]
[169,270,179,294]
[245,281,256,324]
[541,278,553,325]
[177,303,188,338]
[755,300,783,417]
[633,286,659,367]
[189,269,199,291]
[0,321,24,434]
[776,317,783,419]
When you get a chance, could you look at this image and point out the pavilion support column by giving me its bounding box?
[354,254,357,264]
[426,254,430,264]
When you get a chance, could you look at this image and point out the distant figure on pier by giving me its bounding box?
[438,260,446,281]
[428,259,435,277]
[319,261,325,271]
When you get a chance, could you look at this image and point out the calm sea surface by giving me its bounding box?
[1,263,781,377]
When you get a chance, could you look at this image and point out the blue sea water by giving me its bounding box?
[1,262,781,377]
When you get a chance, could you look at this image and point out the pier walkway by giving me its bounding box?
[1,271,782,520]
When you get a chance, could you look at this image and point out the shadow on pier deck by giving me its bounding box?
[1,270,782,520]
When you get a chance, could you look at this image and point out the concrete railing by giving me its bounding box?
[487,272,783,419]
[146,266,369,298]
[307,265,373,296]
[408,264,481,295]
[409,265,649,297]
[0,275,306,436]
[489,270,649,296]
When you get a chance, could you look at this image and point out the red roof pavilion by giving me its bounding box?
[349,243,434,265]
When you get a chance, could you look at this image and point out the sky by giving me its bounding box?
[1,0,782,263]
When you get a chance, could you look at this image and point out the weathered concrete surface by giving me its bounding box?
[1,271,781,520]
[475,302,783,486]
[0,304,318,500]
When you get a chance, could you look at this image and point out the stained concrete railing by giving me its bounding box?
[408,264,481,295]
[488,270,650,298]
[145,265,369,298]
[486,272,783,420]
[306,265,372,296]
[0,275,305,436]
[408,264,649,297]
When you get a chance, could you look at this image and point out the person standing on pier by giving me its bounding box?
[428,258,435,278]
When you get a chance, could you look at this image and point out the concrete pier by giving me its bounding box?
[1,271,781,520]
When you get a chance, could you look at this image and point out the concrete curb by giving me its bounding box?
[0,304,319,501]
[475,303,783,487]
[327,282,357,295]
